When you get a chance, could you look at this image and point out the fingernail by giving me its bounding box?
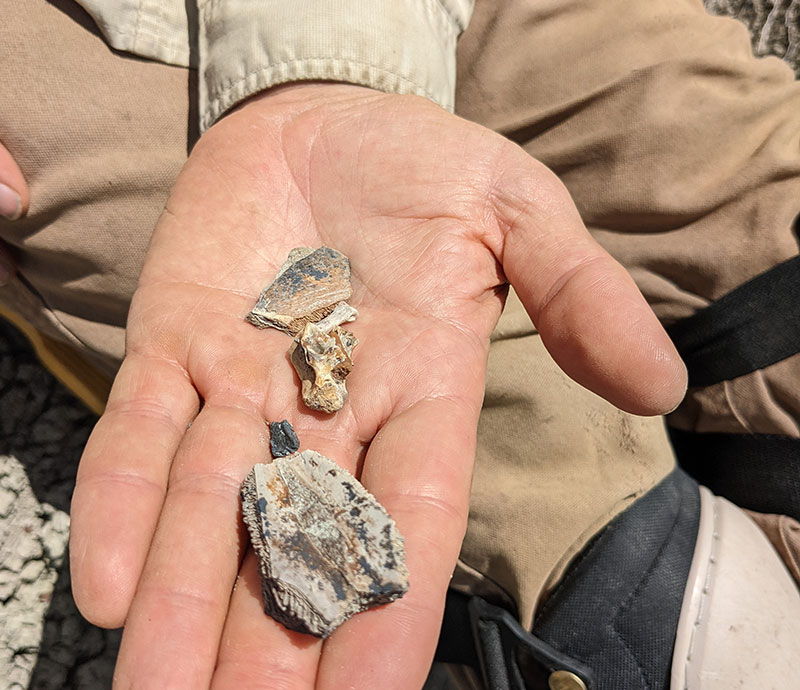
[0,183,22,221]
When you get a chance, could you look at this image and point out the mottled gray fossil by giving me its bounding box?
[289,303,358,413]
[269,420,300,458]
[241,450,409,638]
[246,247,352,336]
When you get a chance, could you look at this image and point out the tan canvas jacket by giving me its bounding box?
[75,0,474,131]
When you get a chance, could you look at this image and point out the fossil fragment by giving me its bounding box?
[290,307,358,413]
[312,300,358,332]
[246,247,352,336]
[269,420,300,458]
[276,247,316,276]
[240,450,409,638]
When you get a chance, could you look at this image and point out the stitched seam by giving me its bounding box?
[533,521,617,625]
[683,497,719,690]
[454,557,522,618]
[432,0,469,32]
[132,0,144,50]
[203,58,446,130]
[206,58,439,105]
[100,24,188,55]
[609,489,685,690]
[12,273,104,359]
[612,627,652,690]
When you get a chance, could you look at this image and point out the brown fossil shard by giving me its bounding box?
[240,450,409,638]
[246,247,352,336]
[248,248,358,413]
[289,302,358,413]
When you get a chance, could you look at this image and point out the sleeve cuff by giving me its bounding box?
[198,0,474,132]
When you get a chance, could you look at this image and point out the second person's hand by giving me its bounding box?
[0,138,29,284]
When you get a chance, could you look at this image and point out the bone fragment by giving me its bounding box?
[313,301,358,332]
[246,247,352,336]
[290,321,358,414]
[240,450,408,638]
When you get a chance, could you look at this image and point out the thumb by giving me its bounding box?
[0,140,28,221]
[486,150,686,416]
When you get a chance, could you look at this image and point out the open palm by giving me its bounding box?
[69,84,685,689]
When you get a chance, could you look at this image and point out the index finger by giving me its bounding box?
[70,354,199,627]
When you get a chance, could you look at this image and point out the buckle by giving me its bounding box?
[467,597,595,690]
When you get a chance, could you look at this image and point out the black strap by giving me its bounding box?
[669,427,800,521]
[666,255,800,387]
[434,591,595,690]
[434,471,701,690]
[434,589,481,668]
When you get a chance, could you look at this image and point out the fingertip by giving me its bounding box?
[535,265,688,417]
[0,143,29,220]
[69,475,163,629]
[605,337,688,416]
[70,542,135,628]
[635,339,688,416]
[0,183,23,221]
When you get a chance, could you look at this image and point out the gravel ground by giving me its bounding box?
[0,319,119,690]
[1,2,798,689]
[706,0,800,76]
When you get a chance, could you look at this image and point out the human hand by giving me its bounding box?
[70,83,686,689]
[0,140,29,284]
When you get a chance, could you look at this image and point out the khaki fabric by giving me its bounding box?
[1,0,799,647]
[75,0,474,126]
[450,0,800,633]
[196,0,473,128]
[747,511,800,584]
[0,0,189,380]
[451,291,675,625]
[456,0,800,440]
[669,355,800,436]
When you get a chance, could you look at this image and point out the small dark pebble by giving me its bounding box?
[269,420,300,458]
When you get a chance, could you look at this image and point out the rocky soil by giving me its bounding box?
[0,320,119,689]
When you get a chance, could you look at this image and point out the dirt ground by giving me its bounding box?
[0,318,118,689]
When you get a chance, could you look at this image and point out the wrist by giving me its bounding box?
[226,82,386,126]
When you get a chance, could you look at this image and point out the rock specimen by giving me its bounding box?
[241,450,408,638]
[269,420,300,458]
[247,247,359,413]
[246,247,352,336]
[290,302,359,413]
